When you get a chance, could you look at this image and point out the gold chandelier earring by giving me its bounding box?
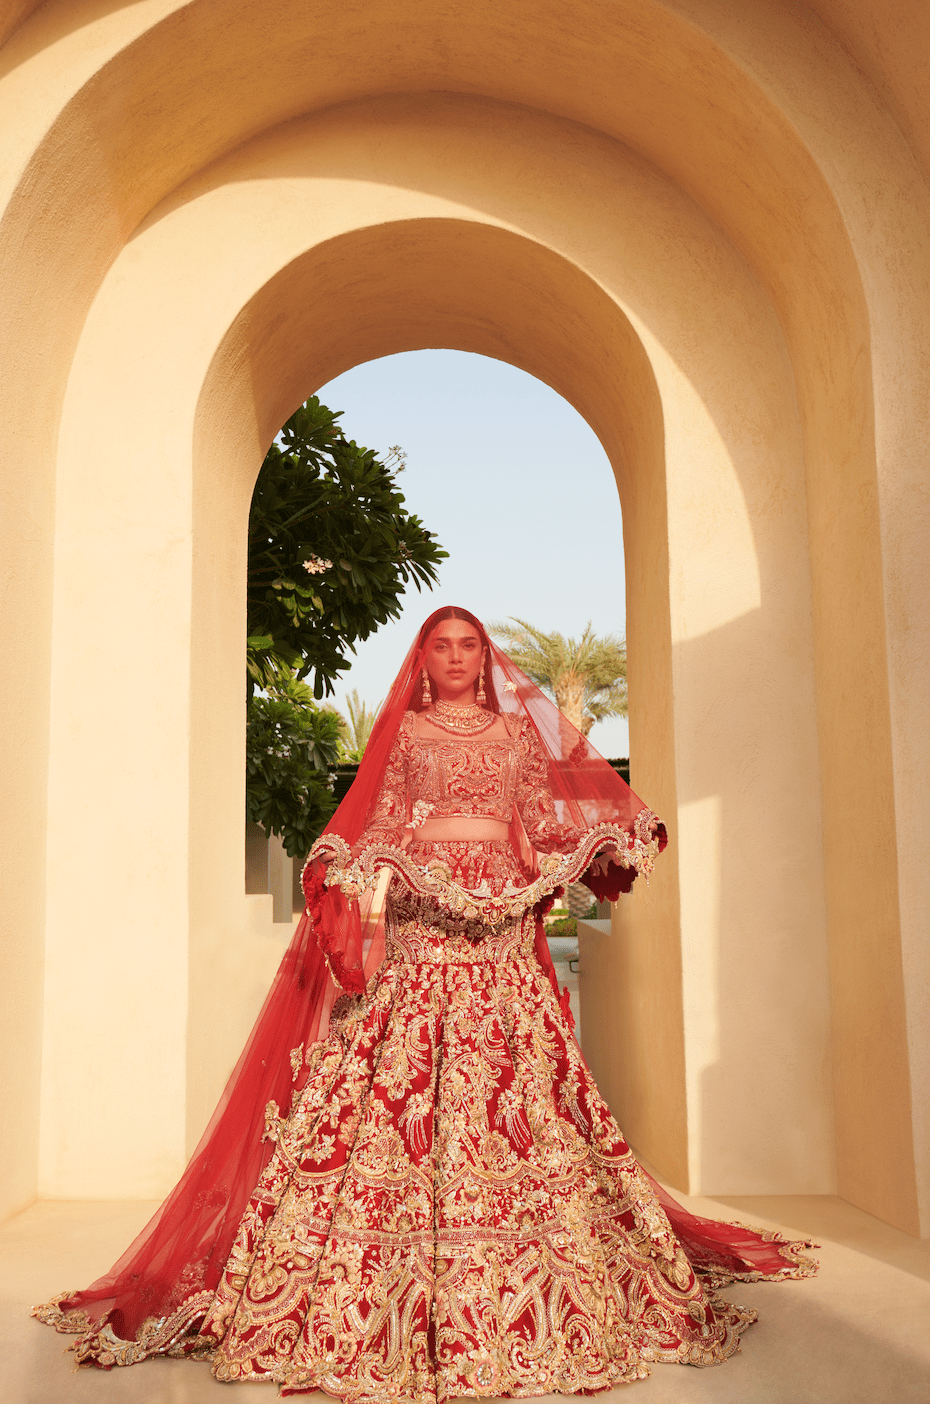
[421,667,432,706]
[476,654,487,706]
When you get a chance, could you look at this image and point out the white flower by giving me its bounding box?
[302,556,333,575]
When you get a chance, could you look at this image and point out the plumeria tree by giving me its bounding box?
[247,396,445,699]
[246,397,445,855]
[246,676,344,857]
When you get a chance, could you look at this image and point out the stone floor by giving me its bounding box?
[3,1193,929,1404]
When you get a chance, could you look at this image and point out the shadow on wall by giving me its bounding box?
[672,606,833,1197]
[678,594,917,1232]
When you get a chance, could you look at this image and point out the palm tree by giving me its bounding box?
[341,689,382,761]
[492,619,627,922]
[489,619,627,736]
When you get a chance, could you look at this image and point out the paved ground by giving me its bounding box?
[3,1192,928,1404]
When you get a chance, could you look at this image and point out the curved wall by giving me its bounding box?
[1,1,926,1235]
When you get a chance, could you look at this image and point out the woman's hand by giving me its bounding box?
[590,847,620,877]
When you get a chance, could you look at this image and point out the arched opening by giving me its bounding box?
[243,345,635,1030]
[299,349,631,758]
[189,217,685,1177]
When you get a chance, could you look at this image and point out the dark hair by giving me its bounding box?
[411,606,499,712]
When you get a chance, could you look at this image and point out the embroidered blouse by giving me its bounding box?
[356,710,581,855]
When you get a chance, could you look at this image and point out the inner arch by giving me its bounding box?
[190,217,687,1170]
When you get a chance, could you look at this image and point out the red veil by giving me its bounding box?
[38,607,811,1360]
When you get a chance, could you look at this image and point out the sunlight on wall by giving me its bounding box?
[677,794,723,1189]
[633,327,763,639]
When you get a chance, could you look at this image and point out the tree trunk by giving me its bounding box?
[554,672,586,732]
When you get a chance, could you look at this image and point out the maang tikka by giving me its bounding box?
[476,653,487,706]
[421,667,432,706]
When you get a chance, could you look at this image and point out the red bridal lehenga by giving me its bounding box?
[35,610,816,1401]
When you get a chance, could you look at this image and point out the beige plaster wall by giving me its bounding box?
[0,0,203,1221]
[0,0,927,1234]
[668,0,930,1234]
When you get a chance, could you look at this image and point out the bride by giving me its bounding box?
[35,606,815,1400]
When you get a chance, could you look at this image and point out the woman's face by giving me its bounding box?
[425,619,485,703]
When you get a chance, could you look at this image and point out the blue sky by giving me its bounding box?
[316,349,630,758]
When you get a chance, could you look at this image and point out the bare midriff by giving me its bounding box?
[412,816,510,843]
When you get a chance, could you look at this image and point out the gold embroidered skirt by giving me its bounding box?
[196,842,758,1401]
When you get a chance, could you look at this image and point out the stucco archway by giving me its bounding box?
[2,2,927,1238]
[39,99,828,1206]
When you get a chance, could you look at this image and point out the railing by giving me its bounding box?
[245,823,304,924]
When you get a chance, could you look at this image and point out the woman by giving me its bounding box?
[35,606,815,1399]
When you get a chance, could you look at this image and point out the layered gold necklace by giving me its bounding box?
[429,699,497,735]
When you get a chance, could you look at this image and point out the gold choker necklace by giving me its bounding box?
[430,700,496,735]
